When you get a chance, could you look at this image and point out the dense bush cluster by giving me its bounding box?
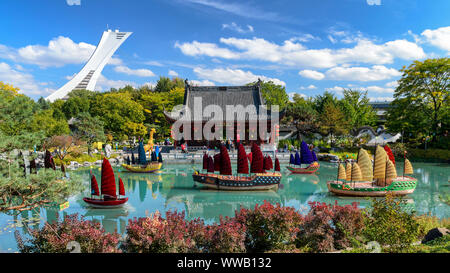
[17,197,448,253]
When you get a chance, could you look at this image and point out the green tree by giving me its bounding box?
[248,80,289,110]
[154,76,185,92]
[312,91,338,115]
[30,109,70,137]
[320,101,349,146]
[90,92,145,138]
[339,89,378,129]
[71,112,106,156]
[0,90,37,136]
[0,131,82,212]
[61,96,90,119]
[284,94,319,140]
[387,58,449,146]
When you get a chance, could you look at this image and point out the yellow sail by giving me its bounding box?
[357,148,373,181]
[386,159,397,180]
[345,163,352,181]
[338,164,346,180]
[351,163,364,181]
[404,158,414,175]
[373,146,387,179]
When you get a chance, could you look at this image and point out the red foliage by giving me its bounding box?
[18,214,121,253]
[384,145,396,166]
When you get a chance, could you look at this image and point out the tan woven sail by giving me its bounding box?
[338,164,346,180]
[373,146,387,179]
[404,158,414,175]
[357,148,373,181]
[386,159,397,180]
[345,163,352,181]
[351,163,364,181]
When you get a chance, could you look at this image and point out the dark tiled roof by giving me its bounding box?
[165,82,282,122]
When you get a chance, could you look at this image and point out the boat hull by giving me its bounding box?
[327,176,417,197]
[286,163,320,174]
[193,173,281,191]
[83,197,128,208]
[122,163,162,173]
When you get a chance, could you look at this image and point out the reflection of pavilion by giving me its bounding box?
[164,189,282,222]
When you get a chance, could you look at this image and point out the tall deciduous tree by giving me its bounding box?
[387,58,449,145]
[339,89,378,129]
[320,101,349,146]
[71,112,106,156]
[284,94,319,140]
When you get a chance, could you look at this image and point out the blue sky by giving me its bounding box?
[0,0,449,101]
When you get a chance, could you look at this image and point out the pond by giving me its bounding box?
[0,162,449,252]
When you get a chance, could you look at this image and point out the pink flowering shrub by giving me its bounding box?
[204,216,246,253]
[234,201,303,253]
[122,210,207,253]
[296,201,365,252]
[17,214,121,253]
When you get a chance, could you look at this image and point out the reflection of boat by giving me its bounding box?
[83,158,128,208]
[122,141,162,173]
[327,146,417,197]
[286,141,320,174]
[193,143,281,191]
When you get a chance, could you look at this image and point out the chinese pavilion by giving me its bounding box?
[164,79,284,148]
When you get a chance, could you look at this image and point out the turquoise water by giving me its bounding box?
[0,162,449,252]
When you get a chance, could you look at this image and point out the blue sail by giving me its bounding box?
[294,151,301,165]
[138,142,147,165]
[289,154,295,165]
[312,151,318,162]
[300,141,314,164]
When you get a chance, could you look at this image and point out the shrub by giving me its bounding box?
[16,214,121,253]
[296,201,365,253]
[122,211,206,253]
[205,216,246,253]
[234,201,303,253]
[363,193,420,252]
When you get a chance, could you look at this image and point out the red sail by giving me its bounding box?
[101,158,117,198]
[202,152,208,170]
[118,177,125,196]
[250,143,264,173]
[91,174,100,196]
[237,143,249,174]
[214,153,221,171]
[219,145,232,175]
[384,145,395,166]
[207,156,215,173]
[274,157,281,172]
[266,155,274,170]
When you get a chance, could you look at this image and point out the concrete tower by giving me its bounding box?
[46,29,132,102]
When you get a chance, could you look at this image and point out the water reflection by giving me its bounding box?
[0,162,448,252]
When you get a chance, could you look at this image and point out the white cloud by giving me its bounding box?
[168,70,179,77]
[189,79,215,86]
[175,41,240,59]
[95,74,137,91]
[325,84,395,95]
[325,86,345,95]
[299,70,325,80]
[421,26,450,52]
[193,67,286,86]
[0,36,97,68]
[66,0,81,6]
[385,81,398,88]
[0,62,53,96]
[222,22,254,33]
[366,85,395,93]
[144,60,164,67]
[299,85,317,90]
[366,0,381,5]
[288,92,307,101]
[176,37,425,68]
[114,65,155,77]
[290,34,320,43]
[325,65,401,81]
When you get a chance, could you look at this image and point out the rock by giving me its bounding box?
[83,161,91,167]
[422,228,450,244]
[94,160,102,166]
